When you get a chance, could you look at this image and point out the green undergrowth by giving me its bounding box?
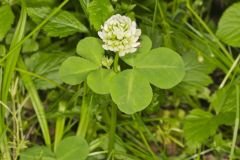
[0,0,240,159]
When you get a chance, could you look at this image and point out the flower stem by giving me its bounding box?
[76,82,89,138]
[230,85,240,160]
[108,53,119,155]
[113,53,119,73]
[108,103,117,155]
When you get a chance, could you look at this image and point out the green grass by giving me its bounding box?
[1,0,240,159]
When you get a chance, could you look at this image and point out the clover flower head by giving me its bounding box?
[102,56,114,69]
[98,14,141,57]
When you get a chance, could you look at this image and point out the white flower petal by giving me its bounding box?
[98,14,141,56]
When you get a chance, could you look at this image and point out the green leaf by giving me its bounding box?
[22,38,39,53]
[26,0,56,7]
[87,0,114,30]
[25,51,69,89]
[210,84,237,114]
[76,37,104,66]
[216,2,240,47]
[20,146,56,160]
[183,109,219,148]
[56,136,89,160]
[87,69,116,94]
[0,5,14,41]
[173,52,213,99]
[59,56,99,85]
[122,35,152,66]
[110,69,152,114]
[28,7,88,37]
[135,47,185,89]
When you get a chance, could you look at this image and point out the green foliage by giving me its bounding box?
[3,0,240,159]
[28,7,88,37]
[216,2,240,47]
[122,35,152,66]
[184,109,219,148]
[25,0,57,7]
[25,51,69,89]
[0,4,14,41]
[210,83,240,115]
[60,36,185,114]
[77,37,104,66]
[87,0,114,30]
[133,48,185,89]
[173,52,213,98]
[87,69,116,94]
[60,56,100,85]
[110,69,152,114]
[20,146,56,160]
[20,136,89,160]
[55,136,89,160]
[22,38,39,53]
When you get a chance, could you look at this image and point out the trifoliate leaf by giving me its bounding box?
[59,56,99,85]
[56,136,89,160]
[110,69,152,114]
[87,69,116,94]
[135,47,185,89]
[122,35,152,66]
[76,37,104,66]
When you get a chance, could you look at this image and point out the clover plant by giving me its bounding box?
[60,14,186,114]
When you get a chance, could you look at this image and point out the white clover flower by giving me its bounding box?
[98,14,141,57]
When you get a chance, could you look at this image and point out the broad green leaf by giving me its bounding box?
[56,136,89,160]
[210,83,240,114]
[135,47,185,89]
[183,109,219,148]
[0,5,14,41]
[110,69,152,114]
[25,52,69,89]
[59,56,99,85]
[87,0,114,30]
[77,37,104,66]
[173,52,213,99]
[136,35,152,53]
[20,146,56,160]
[122,35,152,66]
[87,69,116,94]
[184,109,236,148]
[28,7,88,37]
[216,2,240,47]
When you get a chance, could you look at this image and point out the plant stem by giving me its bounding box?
[108,54,119,155]
[0,1,27,158]
[54,101,67,151]
[133,114,158,160]
[186,0,233,63]
[108,103,117,154]
[17,57,51,147]
[76,82,93,138]
[219,54,240,89]
[230,85,240,159]
[113,54,119,73]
